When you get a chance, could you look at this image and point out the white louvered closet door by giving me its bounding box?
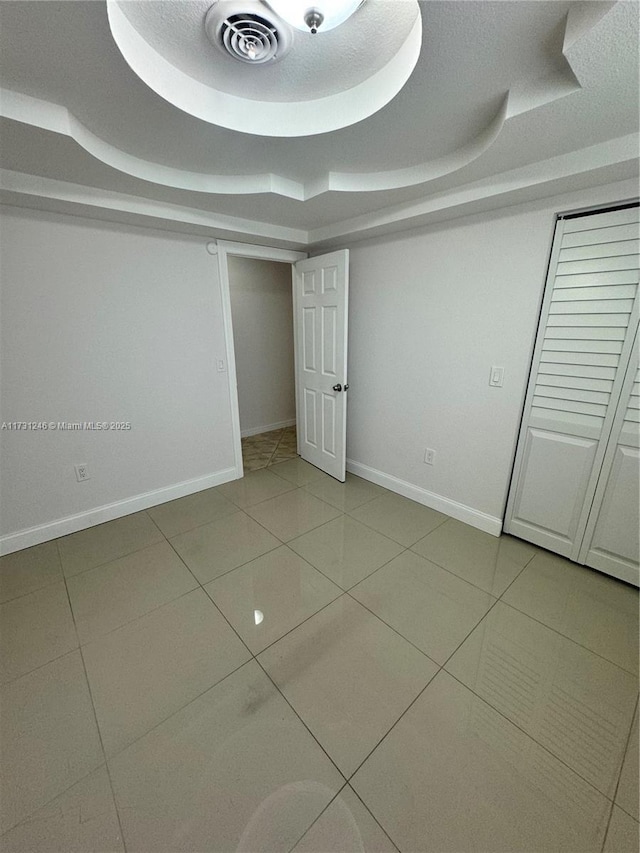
[504,204,639,574]
[578,347,639,585]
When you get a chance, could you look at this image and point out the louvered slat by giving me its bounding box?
[549,299,635,315]
[539,363,617,380]
[544,327,627,341]
[539,351,620,367]
[556,256,640,275]
[546,313,630,327]
[536,374,614,393]
[562,207,639,232]
[535,385,610,405]
[552,285,637,301]
[541,338,623,354]
[558,240,639,262]
[532,396,608,417]
[561,223,640,248]
[553,271,638,287]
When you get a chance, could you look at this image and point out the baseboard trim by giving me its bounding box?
[0,467,239,555]
[346,459,503,537]
[241,419,296,438]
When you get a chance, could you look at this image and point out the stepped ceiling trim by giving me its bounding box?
[0,2,618,202]
[2,133,636,249]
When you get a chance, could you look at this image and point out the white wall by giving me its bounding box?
[0,207,235,552]
[345,178,638,532]
[228,256,295,436]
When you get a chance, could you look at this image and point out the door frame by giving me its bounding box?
[216,240,307,480]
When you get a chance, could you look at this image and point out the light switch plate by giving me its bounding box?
[489,366,504,387]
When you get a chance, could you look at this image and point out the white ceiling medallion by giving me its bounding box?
[106,0,422,137]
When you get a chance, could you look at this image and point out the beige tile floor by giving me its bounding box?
[1,463,638,852]
[242,425,299,472]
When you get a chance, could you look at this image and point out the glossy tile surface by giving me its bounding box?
[617,707,640,820]
[109,661,344,852]
[217,468,295,508]
[58,511,163,577]
[446,601,638,797]
[604,807,640,853]
[352,671,611,852]
[291,785,397,853]
[259,596,438,776]
[0,652,103,833]
[269,457,329,486]
[82,588,250,755]
[67,541,197,644]
[349,492,447,546]
[206,546,341,653]
[413,518,536,595]
[0,581,77,684]
[0,767,123,853]
[170,510,280,584]
[351,551,495,663]
[246,488,341,541]
[289,515,404,590]
[503,550,640,673]
[146,487,237,538]
[0,541,62,604]
[4,470,638,851]
[303,473,383,512]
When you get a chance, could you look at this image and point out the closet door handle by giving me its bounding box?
[332,383,342,392]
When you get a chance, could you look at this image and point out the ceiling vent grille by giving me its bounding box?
[205,2,293,65]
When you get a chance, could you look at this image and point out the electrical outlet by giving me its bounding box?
[424,448,436,465]
[74,464,91,482]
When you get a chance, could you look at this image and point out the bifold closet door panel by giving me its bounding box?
[505,205,640,560]
[580,356,640,586]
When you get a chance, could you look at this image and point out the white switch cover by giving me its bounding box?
[489,366,504,387]
[216,359,226,372]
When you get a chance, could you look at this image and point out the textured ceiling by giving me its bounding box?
[0,0,638,246]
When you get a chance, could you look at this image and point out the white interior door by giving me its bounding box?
[293,250,349,481]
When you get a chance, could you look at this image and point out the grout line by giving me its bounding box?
[145,504,239,542]
[343,507,450,549]
[495,598,639,678]
[73,586,200,647]
[444,667,623,807]
[234,584,345,658]
[347,783,403,853]
[284,782,350,853]
[600,694,639,851]
[0,762,113,842]
[57,534,165,583]
[254,654,349,780]
[0,642,82,688]
[104,657,253,763]
[0,574,63,606]
[343,662,443,784]
[56,539,129,853]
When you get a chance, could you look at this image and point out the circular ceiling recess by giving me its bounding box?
[107,0,422,137]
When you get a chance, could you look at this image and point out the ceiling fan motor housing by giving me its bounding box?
[205,0,294,64]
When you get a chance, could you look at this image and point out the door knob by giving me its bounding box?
[332,383,342,392]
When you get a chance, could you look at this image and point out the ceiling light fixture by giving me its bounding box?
[266,0,363,34]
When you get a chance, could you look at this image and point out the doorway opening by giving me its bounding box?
[216,241,307,480]
[217,241,350,483]
[227,255,297,472]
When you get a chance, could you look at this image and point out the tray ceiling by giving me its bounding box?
[0,0,638,246]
